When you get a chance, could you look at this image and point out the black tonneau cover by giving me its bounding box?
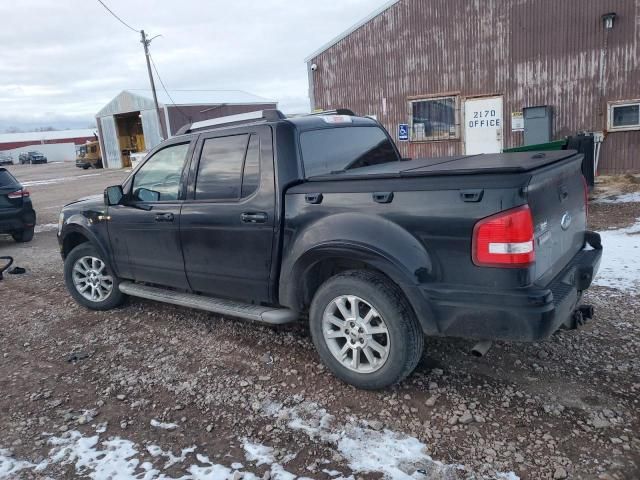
[307,150,579,181]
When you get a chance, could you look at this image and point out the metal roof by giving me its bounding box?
[304,0,400,62]
[96,90,276,118]
[0,129,97,145]
[127,89,275,106]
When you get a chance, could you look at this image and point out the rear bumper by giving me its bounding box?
[0,207,36,233]
[420,233,602,342]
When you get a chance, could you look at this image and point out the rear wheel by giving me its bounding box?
[64,243,126,310]
[12,227,34,243]
[309,270,424,389]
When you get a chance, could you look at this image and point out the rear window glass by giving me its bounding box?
[300,126,399,177]
[0,169,18,187]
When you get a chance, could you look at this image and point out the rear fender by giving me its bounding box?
[280,213,438,334]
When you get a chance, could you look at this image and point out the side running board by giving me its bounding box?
[118,281,297,325]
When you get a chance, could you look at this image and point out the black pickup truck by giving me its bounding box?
[57,110,602,389]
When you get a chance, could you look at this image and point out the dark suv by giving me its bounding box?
[19,151,47,165]
[0,168,35,242]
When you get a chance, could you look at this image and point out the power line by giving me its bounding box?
[149,53,192,120]
[96,0,139,33]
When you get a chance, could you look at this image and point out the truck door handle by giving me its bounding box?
[154,212,174,222]
[460,189,484,203]
[241,212,268,224]
[373,192,394,204]
[305,193,323,204]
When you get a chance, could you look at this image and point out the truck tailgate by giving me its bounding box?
[527,155,587,285]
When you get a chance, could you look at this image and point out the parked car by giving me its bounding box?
[0,168,35,242]
[57,109,602,389]
[19,151,47,164]
[0,153,13,166]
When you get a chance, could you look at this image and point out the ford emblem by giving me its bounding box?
[560,212,572,230]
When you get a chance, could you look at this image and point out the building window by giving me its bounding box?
[409,96,460,141]
[608,101,640,131]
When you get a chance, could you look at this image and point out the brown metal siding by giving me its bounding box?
[167,103,277,136]
[310,0,640,174]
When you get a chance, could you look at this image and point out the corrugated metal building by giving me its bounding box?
[306,0,640,174]
[96,90,277,168]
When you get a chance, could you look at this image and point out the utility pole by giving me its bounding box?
[140,30,167,139]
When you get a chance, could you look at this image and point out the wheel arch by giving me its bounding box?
[60,221,117,277]
[280,242,438,335]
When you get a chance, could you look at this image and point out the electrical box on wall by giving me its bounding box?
[523,106,553,145]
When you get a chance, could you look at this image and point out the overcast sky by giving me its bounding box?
[0,0,389,132]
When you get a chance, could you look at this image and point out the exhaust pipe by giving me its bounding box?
[471,340,493,357]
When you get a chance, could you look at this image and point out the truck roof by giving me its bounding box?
[175,109,379,136]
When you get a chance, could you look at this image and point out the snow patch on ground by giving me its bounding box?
[594,192,640,204]
[263,401,519,480]
[21,173,102,187]
[594,219,640,292]
[0,448,36,478]
[1,403,521,480]
[150,419,178,430]
[243,440,275,466]
[34,223,58,233]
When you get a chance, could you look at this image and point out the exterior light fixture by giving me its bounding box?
[602,12,617,29]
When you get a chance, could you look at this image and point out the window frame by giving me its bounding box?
[126,140,194,204]
[608,100,640,132]
[186,127,265,204]
[240,134,261,199]
[408,95,461,142]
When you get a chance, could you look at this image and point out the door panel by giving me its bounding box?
[180,126,276,303]
[464,96,504,154]
[107,140,193,288]
[107,203,186,286]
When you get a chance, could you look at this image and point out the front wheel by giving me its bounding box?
[309,270,424,390]
[64,243,126,310]
[12,227,34,243]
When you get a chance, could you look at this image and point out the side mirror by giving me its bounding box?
[104,185,124,206]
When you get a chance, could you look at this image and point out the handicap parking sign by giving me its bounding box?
[398,124,409,141]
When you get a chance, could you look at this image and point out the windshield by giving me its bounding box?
[299,126,399,177]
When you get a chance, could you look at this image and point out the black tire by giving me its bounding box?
[64,243,126,310]
[12,227,34,243]
[309,270,424,390]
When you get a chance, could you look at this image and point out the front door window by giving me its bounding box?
[132,143,190,201]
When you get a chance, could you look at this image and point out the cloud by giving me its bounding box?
[0,0,390,130]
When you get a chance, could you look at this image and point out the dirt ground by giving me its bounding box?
[0,163,638,479]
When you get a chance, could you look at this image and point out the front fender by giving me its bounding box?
[60,213,117,277]
[280,212,438,334]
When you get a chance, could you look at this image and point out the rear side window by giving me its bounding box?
[195,134,261,201]
[300,126,399,177]
[0,170,18,187]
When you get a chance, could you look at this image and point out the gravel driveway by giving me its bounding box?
[1,164,638,479]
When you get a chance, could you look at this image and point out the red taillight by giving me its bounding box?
[7,189,28,199]
[472,205,535,267]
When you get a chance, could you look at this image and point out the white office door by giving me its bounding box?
[464,96,503,154]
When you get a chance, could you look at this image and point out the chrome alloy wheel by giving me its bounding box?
[72,256,113,302]
[322,295,390,373]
